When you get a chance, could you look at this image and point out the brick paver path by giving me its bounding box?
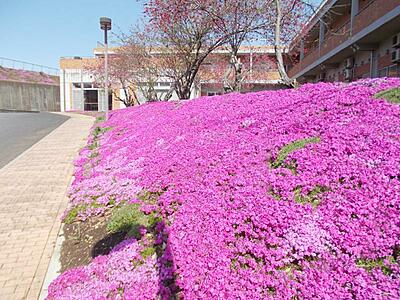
[0,113,93,299]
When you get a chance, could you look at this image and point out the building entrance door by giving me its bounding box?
[84,90,99,111]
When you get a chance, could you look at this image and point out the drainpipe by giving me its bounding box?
[319,21,325,55]
[80,69,84,111]
[300,39,305,61]
[250,48,253,76]
[370,50,378,78]
[63,69,66,112]
[350,0,359,36]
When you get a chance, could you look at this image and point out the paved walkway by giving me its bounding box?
[0,113,93,299]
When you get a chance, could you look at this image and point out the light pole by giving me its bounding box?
[100,17,111,119]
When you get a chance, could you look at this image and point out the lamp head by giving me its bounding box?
[100,17,112,31]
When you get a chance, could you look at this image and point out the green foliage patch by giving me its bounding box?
[107,201,163,240]
[64,206,83,224]
[293,185,330,207]
[356,256,396,276]
[64,202,103,224]
[95,115,105,123]
[140,246,156,259]
[137,190,163,205]
[271,137,320,170]
[92,126,112,140]
[374,88,400,104]
[107,203,149,234]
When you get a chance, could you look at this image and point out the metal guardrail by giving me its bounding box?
[0,57,59,76]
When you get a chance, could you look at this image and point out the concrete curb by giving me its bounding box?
[38,224,65,299]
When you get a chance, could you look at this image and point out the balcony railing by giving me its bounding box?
[288,0,399,78]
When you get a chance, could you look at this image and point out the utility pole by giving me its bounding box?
[100,17,112,119]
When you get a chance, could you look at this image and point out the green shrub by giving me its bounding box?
[374,88,400,104]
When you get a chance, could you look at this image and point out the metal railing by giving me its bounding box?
[0,57,59,76]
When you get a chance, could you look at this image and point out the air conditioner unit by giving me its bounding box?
[345,69,352,80]
[392,33,400,48]
[345,57,354,69]
[391,49,400,62]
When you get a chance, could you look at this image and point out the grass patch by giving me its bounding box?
[92,126,112,140]
[64,202,104,224]
[107,201,163,239]
[87,141,99,151]
[86,126,112,154]
[293,185,329,207]
[356,256,396,275]
[64,206,84,224]
[271,137,320,170]
[137,190,163,205]
[140,246,156,259]
[95,115,105,123]
[277,262,303,276]
[107,203,149,234]
[268,187,282,201]
[374,88,400,104]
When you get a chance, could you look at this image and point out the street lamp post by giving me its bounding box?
[100,17,111,120]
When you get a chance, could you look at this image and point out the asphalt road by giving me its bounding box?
[0,112,70,168]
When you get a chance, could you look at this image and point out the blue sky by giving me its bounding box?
[0,0,144,68]
[0,0,323,70]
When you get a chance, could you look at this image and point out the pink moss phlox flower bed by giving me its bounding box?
[47,237,163,299]
[0,66,57,85]
[49,78,400,299]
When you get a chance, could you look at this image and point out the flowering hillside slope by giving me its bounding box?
[48,78,400,299]
[0,66,58,85]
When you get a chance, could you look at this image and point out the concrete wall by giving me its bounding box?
[0,81,60,112]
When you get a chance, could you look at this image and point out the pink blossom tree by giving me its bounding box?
[144,0,279,99]
[196,0,273,92]
[84,29,171,106]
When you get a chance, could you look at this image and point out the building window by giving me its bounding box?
[362,72,370,78]
[388,64,400,77]
[207,92,221,96]
[378,67,388,77]
[73,83,93,89]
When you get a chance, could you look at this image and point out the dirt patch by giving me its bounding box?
[60,215,127,272]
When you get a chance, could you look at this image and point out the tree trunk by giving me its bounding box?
[223,61,234,93]
[274,0,297,88]
[177,85,191,100]
[163,86,175,101]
